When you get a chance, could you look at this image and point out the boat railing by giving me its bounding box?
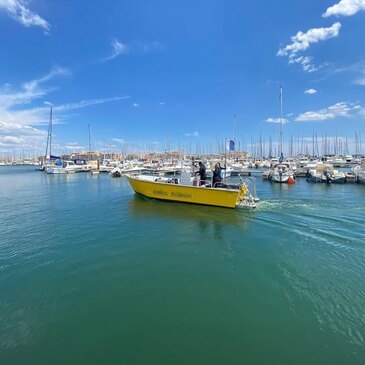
[247,176,258,199]
[188,178,241,190]
[239,175,259,202]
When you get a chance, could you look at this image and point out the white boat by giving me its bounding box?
[331,156,345,168]
[306,163,345,184]
[345,170,357,183]
[269,163,295,183]
[262,170,270,180]
[326,169,346,183]
[269,157,279,168]
[99,159,120,172]
[46,164,68,174]
[110,167,122,177]
[297,156,310,168]
[295,161,318,177]
[353,160,365,184]
[46,160,88,174]
[267,86,295,184]
[231,163,251,176]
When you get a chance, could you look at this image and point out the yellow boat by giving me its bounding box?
[126,174,254,209]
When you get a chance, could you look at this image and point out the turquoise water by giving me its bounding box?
[0,166,364,365]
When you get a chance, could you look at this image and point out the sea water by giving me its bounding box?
[0,166,364,365]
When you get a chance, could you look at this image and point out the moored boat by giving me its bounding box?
[353,159,365,184]
[268,163,295,183]
[306,163,345,184]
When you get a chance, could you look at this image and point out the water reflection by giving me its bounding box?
[128,194,253,233]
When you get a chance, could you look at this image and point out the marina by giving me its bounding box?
[1,0,365,364]
[0,165,364,364]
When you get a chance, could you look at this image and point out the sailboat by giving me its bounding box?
[268,86,295,184]
[41,105,63,174]
[38,105,54,171]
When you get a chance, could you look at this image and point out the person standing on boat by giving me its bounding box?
[196,161,207,186]
[212,162,225,187]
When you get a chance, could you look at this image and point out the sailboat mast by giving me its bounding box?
[44,105,53,162]
[280,85,283,156]
[88,123,91,152]
[45,106,53,162]
[45,117,50,162]
[49,106,53,159]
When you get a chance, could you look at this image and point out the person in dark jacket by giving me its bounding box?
[196,162,207,185]
[212,162,225,187]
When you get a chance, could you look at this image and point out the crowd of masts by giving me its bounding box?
[0,130,364,163]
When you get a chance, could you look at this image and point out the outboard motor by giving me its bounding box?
[324,168,332,184]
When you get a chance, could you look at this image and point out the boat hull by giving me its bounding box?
[357,171,365,184]
[270,174,290,183]
[307,175,326,183]
[330,176,346,184]
[126,176,241,208]
[46,167,67,174]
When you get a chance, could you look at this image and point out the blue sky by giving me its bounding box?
[0,0,364,155]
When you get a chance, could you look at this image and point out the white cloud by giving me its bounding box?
[305,88,318,94]
[278,23,341,56]
[323,0,365,18]
[353,69,365,85]
[355,77,365,85]
[132,103,140,107]
[159,102,165,106]
[184,131,199,137]
[0,66,69,109]
[0,68,130,150]
[65,141,79,146]
[288,56,321,73]
[328,62,365,85]
[0,67,70,125]
[135,41,165,53]
[0,67,128,126]
[113,138,127,144]
[295,101,361,121]
[55,96,129,112]
[265,117,289,124]
[0,0,50,32]
[103,39,164,61]
[277,23,341,72]
[104,39,129,61]
[0,120,46,149]
[65,145,84,150]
